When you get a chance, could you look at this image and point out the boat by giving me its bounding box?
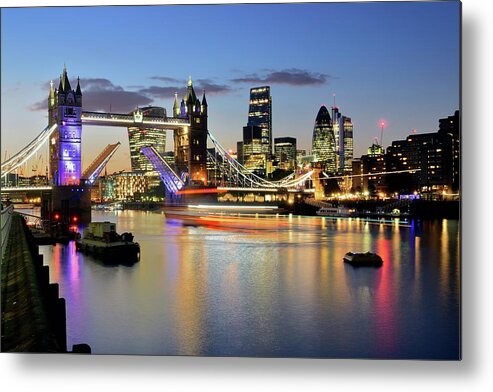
[316,206,353,217]
[343,251,383,267]
[163,204,288,230]
[75,221,140,264]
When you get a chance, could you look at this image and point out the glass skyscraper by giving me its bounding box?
[127,106,167,173]
[274,137,297,170]
[342,116,354,173]
[311,106,336,174]
[332,107,354,174]
[247,86,272,156]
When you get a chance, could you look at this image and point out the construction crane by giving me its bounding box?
[32,155,43,173]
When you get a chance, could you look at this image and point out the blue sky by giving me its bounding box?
[1,1,460,173]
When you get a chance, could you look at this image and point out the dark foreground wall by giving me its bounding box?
[1,214,90,353]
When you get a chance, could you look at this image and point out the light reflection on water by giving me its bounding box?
[36,210,460,359]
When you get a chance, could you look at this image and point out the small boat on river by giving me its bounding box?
[76,221,140,264]
[316,206,354,217]
[343,251,383,267]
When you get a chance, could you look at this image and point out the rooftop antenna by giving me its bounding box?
[333,93,336,108]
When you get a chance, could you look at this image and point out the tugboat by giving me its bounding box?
[343,252,383,267]
[76,221,140,264]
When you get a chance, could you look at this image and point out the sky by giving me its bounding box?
[1,1,460,174]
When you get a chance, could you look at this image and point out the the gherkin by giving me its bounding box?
[311,106,336,173]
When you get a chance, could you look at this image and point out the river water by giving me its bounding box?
[36,210,460,359]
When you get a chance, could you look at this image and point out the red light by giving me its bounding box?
[54,213,60,220]
[72,216,78,222]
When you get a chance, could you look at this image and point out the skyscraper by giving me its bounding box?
[127,106,167,173]
[342,116,354,173]
[331,106,353,174]
[311,106,336,174]
[247,86,272,156]
[274,137,297,170]
[241,125,265,176]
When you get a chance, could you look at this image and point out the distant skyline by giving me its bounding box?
[1,1,460,174]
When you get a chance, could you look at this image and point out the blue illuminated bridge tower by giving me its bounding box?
[47,66,91,223]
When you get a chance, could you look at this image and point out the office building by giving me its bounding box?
[247,86,272,156]
[331,106,354,174]
[241,125,266,176]
[311,106,336,173]
[274,137,297,170]
[127,106,167,173]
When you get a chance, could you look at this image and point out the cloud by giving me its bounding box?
[195,79,232,95]
[81,90,153,113]
[31,77,153,113]
[149,76,182,84]
[139,86,185,99]
[139,79,231,99]
[30,100,48,111]
[231,68,332,86]
[30,76,233,113]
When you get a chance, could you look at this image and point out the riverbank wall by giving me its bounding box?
[1,214,90,353]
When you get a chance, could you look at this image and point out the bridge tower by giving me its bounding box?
[48,66,83,186]
[47,66,90,223]
[173,77,208,184]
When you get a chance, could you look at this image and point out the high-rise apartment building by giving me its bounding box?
[247,86,272,156]
[438,110,460,191]
[311,106,336,174]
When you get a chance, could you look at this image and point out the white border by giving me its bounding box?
[2,0,491,391]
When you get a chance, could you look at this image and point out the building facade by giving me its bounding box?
[127,106,167,173]
[311,106,336,174]
[241,125,266,176]
[274,137,297,170]
[330,106,354,174]
[247,86,272,157]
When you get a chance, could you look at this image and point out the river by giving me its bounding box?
[36,209,460,359]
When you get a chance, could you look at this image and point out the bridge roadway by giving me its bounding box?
[1,210,90,353]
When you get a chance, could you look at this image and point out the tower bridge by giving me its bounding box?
[2,66,314,224]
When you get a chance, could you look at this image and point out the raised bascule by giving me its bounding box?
[1,66,317,223]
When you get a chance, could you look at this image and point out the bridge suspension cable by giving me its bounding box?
[1,124,57,178]
[207,131,311,189]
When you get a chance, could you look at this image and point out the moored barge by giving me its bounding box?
[76,221,140,264]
